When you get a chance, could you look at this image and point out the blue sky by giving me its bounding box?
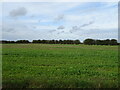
[1,2,118,42]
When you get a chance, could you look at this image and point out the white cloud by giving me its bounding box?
[9,7,27,17]
[57,25,65,29]
[2,2,118,41]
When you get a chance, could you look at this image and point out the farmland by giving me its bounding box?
[2,44,118,88]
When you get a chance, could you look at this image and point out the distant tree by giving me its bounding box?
[1,40,8,43]
[38,40,42,43]
[41,40,46,44]
[95,39,118,45]
[56,40,59,44]
[59,40,63,44]
[74,40,81,44]
[10,41,15,43]
[95,40,101,45]
[16,40,30,43]
[83,39,95,45]
[104,39,111,45]
[32,40,40,43]
[1,39,118,45]
[52,40,55,44]
[110,39,118,45]
[48,40,55,44]
[32,40,38,43]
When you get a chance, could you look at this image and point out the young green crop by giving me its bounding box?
[2,44,118,88]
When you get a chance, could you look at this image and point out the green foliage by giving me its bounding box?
[83,39,95,45]
[1,39,118,45]
[32,39,81,44]
[16,40,30,43]
[84,39,118,45]
[2,44,118,88]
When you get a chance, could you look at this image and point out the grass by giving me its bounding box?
[2,44,118,88]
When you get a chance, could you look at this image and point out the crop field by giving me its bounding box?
[2,44,118,88]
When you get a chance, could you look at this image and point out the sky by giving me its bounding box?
[1,2,118,42]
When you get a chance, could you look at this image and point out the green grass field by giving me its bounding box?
[2,44,118,88]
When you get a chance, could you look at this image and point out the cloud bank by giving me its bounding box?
[2,2,118,42]
[9,7,27,17]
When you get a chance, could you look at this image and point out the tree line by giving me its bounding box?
[0,40,81,44]
[83,39,118,45]
[0,39,119,45]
